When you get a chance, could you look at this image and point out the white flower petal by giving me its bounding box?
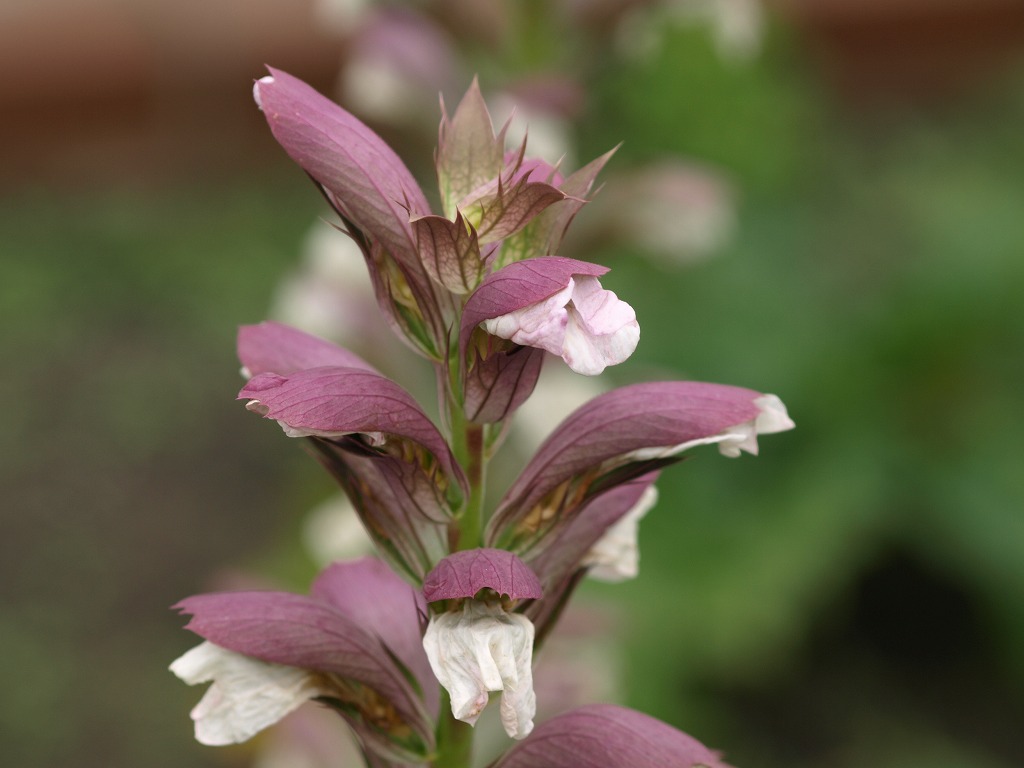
[569,276,637,335]
[715,420,759,458]
[422,601,536,739]
[253,76,274,110]
[583,485,659,582]
[752,394,795,435]
[716,393,794,457]
[170,642,326,746]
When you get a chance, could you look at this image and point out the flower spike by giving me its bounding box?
[171,64,799,767]
[171,559,437,762]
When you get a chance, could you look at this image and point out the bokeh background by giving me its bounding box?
[3,1,1023,766]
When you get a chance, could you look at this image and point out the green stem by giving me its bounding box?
[445,354,487,551]
[433,689,474,768]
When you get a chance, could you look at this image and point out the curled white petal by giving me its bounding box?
[583,485,659,583]
[170,641,326,746]
[752,394,795,434]
[482,276,639,376]
[422,601,536,740]
[562,276,640,375]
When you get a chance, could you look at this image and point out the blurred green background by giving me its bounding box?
[2,1,1023,767]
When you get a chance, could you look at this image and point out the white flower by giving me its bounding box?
[342,58,424,124]
[170,641,327,746]
[483,276,639,376]
[715,393,794,457]
[582,485,659,582]
[314,0,370,37]
[422,601,536,739]
[628,393,794,461]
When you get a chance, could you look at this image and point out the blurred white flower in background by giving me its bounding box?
[312,0,370,36]
[577,159,735,266]
[339,7,458,124]
[301,493,375,567]
[615,0,764,63]
[512,362,607,456]
[268,226,376,345]
[489,75,585,169]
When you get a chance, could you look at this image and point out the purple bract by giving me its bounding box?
[423,548,543,602]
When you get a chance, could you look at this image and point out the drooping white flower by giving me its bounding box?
[582,485,659,582]
[422,600,536,740]
[170,641,327,746]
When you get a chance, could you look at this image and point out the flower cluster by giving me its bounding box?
[171,68,793,767]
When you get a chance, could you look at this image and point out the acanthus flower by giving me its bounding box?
[171,558,438,762]
[421,548,543,740]
[483,382,793,640]
[462,256,640,379]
